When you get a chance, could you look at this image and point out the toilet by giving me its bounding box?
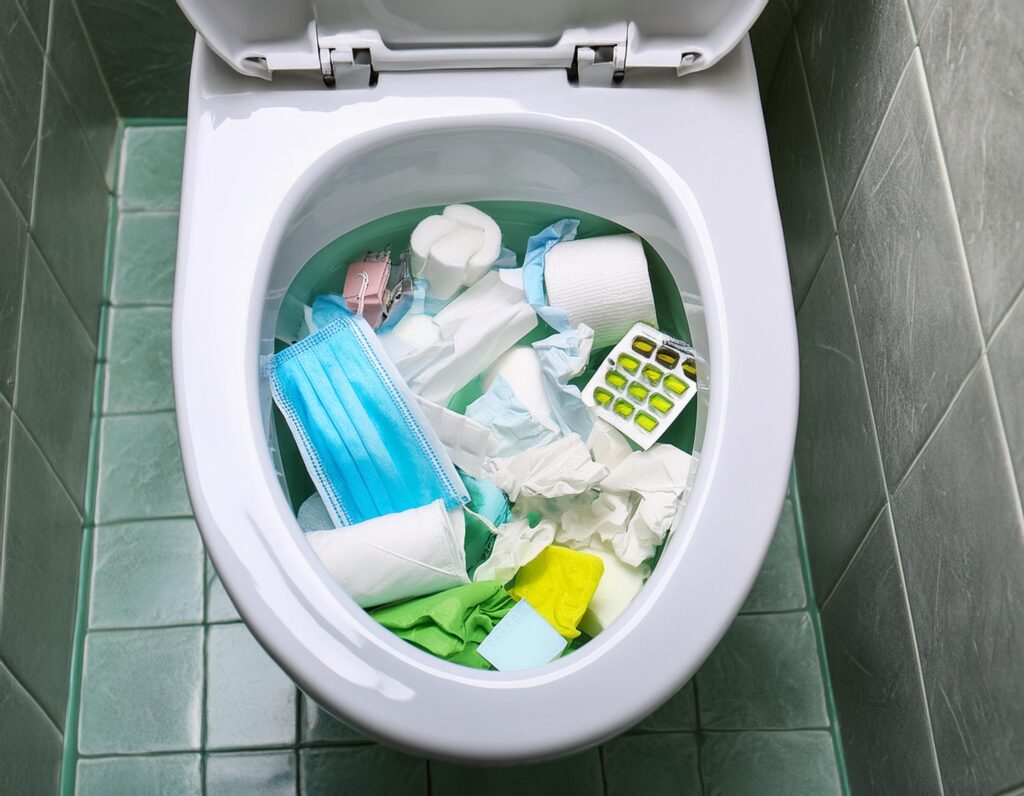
[172,0,798,762]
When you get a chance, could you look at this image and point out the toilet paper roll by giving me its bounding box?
[483,347,555,427]
[544,233,658,349]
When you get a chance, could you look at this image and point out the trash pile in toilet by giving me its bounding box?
[266,203,698,671]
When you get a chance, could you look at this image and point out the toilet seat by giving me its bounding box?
[173,0,795,762]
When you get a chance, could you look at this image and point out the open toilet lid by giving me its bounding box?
[175,0,766,81]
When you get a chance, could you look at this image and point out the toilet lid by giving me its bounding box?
[175,0,766,81]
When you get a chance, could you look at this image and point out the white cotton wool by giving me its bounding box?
[409,205,503,300]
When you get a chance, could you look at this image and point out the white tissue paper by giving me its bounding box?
[472,515,556,585]
[544,233,658,349]
[305,500,470,608]
[483,347,556,429]
[485,434,609,502]
[410,205,502,300]
[416,396,498,479]
[384,270,538,406]
[532,324,596,440]
[464,376,558,457]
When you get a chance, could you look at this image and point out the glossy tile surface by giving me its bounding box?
[0,662,64,796]
[989,295,1024,504]
[840,55,981,485]
[77,754,202,796]
[821,510,942,794]
[0,2,44,217]
[65,125,846,794]
[701,731,842,796]
[890,365,1024,795]
[765,35,835,308]
[0,420,83,725]
[119,127,186,211]
[15,243,96,508]
[919,0,1024,337]
[795,240,885,601]
[0,185,27,401]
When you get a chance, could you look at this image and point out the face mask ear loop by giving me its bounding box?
[355,271,370,318]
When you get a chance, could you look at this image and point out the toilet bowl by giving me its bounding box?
[172,0,798,762]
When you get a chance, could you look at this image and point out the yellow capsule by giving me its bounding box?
[593,387,614,406]
[635,412,659,432]
[641,364,663,384]
[613,399,635,418]
[631,336,656,357]
[649,393,675,415]
[617,353,641,373]
[664,374,689,396]
[627,382,649,401]
[682,357,697,379]
[655,346,680,368]
[605,370,628,389]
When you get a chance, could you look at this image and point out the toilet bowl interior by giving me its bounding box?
[251,119,715,667]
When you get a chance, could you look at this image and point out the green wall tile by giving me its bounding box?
[120,127,186,211]
[0,184,27,401]
[77,754,201,795]
[14,243,96,508]
[0,3,44,218]
[430,750,603,796]
[15,0,50,45]
[78,626,203,754]
[696,613,828,730]
[741,498,806,612]
[603,734,702,796]
[631,680,697,733]
[48,0,118,185]
[0,396,9,548]
[75,0,194,118]
[111,213,179,306]
[300,746,427,796]
[205,623,297,749]
[95,412,191,523]
[0,419,82,726]
[0,663,63,796]
[89,519,204,629]
[205,557,241,624]
[206,750,297,796]
[300,692,368,745]
[104,306,174,412]
[701,731,842,796]
[31,67,110,342]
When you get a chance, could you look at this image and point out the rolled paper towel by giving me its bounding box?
[543,233,658,349]
[410,205,502,300]
[483,346,556,428]
[578,544,647,638]
[305,500,469,608]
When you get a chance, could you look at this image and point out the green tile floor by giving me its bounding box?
[62,124,849,795]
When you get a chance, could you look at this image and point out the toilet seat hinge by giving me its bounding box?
[571,43,626,86]
[320,46,376,88]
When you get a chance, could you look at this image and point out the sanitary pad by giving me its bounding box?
[416,397,498,479]
[306,500,469,608]
[578,543,647,637]
[410,205,502,300]
[509,546,605,640]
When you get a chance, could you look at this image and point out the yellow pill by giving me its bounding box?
[641,365,663,384]
[617,354,641,373]
[632,336,656,357]
[605,370,628,389]
[635,412,659,432]
[649,393,675,415]
[613,399,635,418]
[682,357,697,379]
[628,382,649,401]
[664,374,689,396]
[593,387,614,406]
[655,346,680,368]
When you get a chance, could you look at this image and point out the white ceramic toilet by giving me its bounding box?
[172,0,798,762]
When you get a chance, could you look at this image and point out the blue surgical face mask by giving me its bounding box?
[266,313,469,527]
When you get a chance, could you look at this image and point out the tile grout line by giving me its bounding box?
[789,470,852,796]
[58,121,125,796]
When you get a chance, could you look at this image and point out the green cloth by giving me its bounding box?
[460,473,509,577]
[372,581,515,669]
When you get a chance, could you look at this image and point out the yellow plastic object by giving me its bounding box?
[509,546,605,639]
[605,370,628,389]
[641,364,663,384]
[617,353,640,373]
[664,374,689,396]
[649,393,675,415]
[635,412,659,432]
[593,387,614,406]
[613,399,635,418]
[627,382,649,401]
